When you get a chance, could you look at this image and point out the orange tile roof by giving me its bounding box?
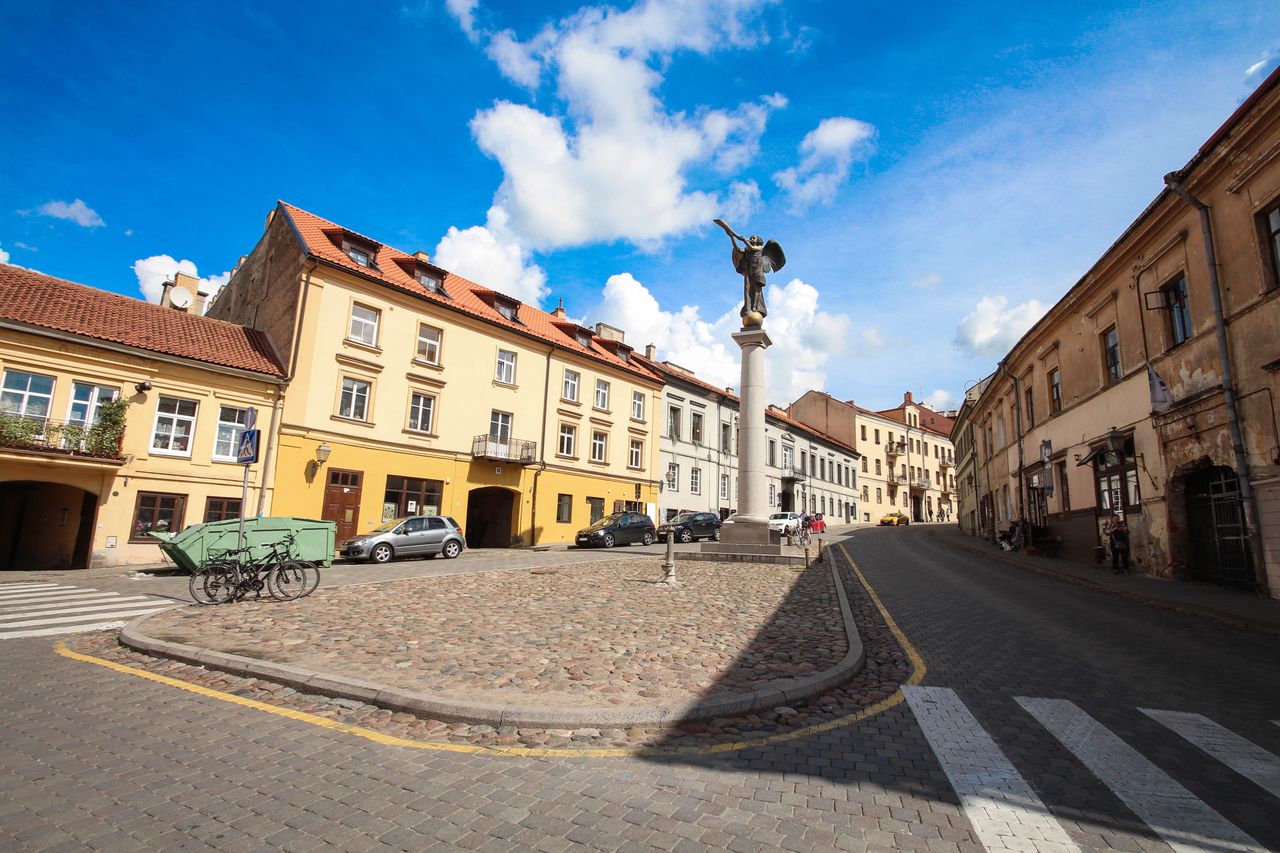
[0,264,284,377]
[277,202,663,385]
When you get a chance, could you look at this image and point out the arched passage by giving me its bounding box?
[0,481,98,570]
[465,487,517,549]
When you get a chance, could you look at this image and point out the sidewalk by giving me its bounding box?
[939,526,1280,635]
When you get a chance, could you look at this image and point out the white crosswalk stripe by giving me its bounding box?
[0,583,173,640]
[904,686,1080,853]
[1018,697,1265,853]
[1143,709,1280,801]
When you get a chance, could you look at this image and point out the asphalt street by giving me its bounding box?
[1,525,1278,852]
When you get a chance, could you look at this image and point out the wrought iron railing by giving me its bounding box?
[0,414,125,459]
[780,463,807,479]
[885,441,907,458]
[471,434,537,464]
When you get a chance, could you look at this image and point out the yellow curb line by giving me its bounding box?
[55,543,925,758]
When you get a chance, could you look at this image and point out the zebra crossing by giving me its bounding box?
[0,582,173,640]
[905,686,1280,853]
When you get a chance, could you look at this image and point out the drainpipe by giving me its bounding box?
[528,344,554,547]
[1164,173,1269,596]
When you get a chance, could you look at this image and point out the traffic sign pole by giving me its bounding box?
[235,414,259,557]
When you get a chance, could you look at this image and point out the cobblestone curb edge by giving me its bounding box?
[119,558,865,729]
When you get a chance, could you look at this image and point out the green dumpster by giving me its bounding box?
[149,516,337,572]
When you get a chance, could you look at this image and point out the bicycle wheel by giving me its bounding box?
[267,561,310,601]
[298,561,321,597]
[191,561,239,605]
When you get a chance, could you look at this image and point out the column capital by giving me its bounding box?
[732,328,773,349]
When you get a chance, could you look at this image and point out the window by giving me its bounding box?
[1049,368,1062,414]
[667,406,681,440]
[495,349,517,385]
[720,473,730,499]
[590,430,607,463]
[875,459,882,475]
[348,304,379,346]
[1093,437,1140,514]
[769,484,775,506]
[131,492,186,542]
[690,467,702,494]
[416,325,442,364]
[666,463,679,491]
[408,392,435,433]
[861,458,868,473]
[689,412,703,444]
[151,396,198,455]
[65,382,118,430]
[782,444,793,471]
[862,486,869,502]
[494,298,520,322]
[629,439,643,468]
[213,406,248,460]
[1024,387,1035,429]
[860,425,867,441]
[594,379,610,410]
[416,269,443,293]
[556,494,572,523]
[1055,460,1070,512]
[562,369,580,402]
[631,391,645,420]
[874,429,881,444]
[876,488,882,503]
[1261,199,1280,290]
[587,497,605,524]
[768,439,777,466]
[721,422,732,454]
[338,378,370,421]
[1,370,55,422]
[1102,326,1121,383]
[384,475,443,518]
[489,410,512,441]
[344,244,371,267]
[204,497,241,522]
[1162,275,1193,347]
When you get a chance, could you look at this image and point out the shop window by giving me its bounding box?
[556,494,572,524]
[384,475,442,518]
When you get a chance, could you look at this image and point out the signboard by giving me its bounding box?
[236,428,260,464]
[243,406,258,431]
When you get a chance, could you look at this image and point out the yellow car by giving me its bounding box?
[879,511,910,526]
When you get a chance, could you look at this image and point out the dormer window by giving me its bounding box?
[576,331,593,348]
[494,297,520,322]
[344,243,372,268]
[417,269,443,293]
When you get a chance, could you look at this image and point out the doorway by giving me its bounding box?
[1185,466,1253,589]
[466,487,516,548]
[0,481,98,570]
[323,469,363,543]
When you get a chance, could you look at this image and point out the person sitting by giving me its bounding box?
[998,520,1022,551]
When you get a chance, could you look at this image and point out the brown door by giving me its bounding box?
[323,469,363,542]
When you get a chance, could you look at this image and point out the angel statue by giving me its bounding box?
[713,219,786,328]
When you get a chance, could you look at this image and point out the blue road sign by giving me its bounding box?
[236,428,260,464]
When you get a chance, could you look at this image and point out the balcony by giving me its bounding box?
[886,472,904,487]
[0,414,126,462]
[780,463,807,481]
[471,434,537,464]
[910,476,932,492]
[885,441,907,459]
[939,456,954,470]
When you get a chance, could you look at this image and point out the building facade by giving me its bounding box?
[0,265,283,569]
[965,66,1280,598]
[952,376,992,538]
[206,202,663,548]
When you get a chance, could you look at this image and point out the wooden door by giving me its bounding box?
[323,469,363,542]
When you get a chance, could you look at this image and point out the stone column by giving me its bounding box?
[732,327,771,524]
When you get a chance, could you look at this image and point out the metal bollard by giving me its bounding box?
[661,531,676,584]
[817,539,824,563]
[803,545,810,569]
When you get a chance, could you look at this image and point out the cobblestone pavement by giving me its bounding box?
[139,559,846,707]
[2,526,1279,851]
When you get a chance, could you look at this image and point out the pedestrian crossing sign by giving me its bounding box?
[236,428,259,464]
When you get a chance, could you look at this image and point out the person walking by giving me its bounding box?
[1108,514,1130,575]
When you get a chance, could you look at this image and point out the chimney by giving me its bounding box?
[594,322,625,343]
[644,343,656,360]
[552,297,567,319]
[903,391,914,405]
[174,272,204,314]
[413,251,430,263]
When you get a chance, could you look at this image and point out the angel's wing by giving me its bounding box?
[761,240,786,273]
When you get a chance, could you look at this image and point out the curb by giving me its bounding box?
[119,558,865,729]
[947,535,1280,638]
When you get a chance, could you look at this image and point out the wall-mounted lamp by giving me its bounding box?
[134,381,152,393]
[315,443,332,466]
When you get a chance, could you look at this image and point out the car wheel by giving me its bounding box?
[442,540,462,559]
[602,533,615,548]
[679,528,693,543]
[641,531,654,546]
[369,543,393,564]
[712,528,721,542]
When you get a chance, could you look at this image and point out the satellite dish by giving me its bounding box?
[169,288,192,309]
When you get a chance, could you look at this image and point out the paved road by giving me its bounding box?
[2,526,1278,851]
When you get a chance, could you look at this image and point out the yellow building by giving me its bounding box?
[0,265,285,569]
[207,203,662,548]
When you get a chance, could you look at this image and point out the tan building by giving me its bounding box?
[788,390,956,523]
[952,376,992,537]
[965,65,1280,597]
[206,202,663,549]
[0,265,284,569]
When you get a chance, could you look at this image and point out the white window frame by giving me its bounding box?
[490,410,512,441]
[213,405,248,461]
[339,377,371,421]
[594,379,610,410]
[416,324,442,365]
[691,412,704,445]
[631,390,645,420]
[495,350,517,385]
[348,304,380,347]
[590,430,607,463]
[690,467,702,494]
[720,473,730,500]
[563,369,580,402]
[408,392,435,433]
[1,369,56,422]
[666,462,679,492]
[628,439,643,469]
[151,396,199,457]
[667,406,681,440]
[558,423,577,457]
[65,382,118,428]
[769,483,776,506]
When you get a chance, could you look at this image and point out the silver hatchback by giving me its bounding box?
[341,516,465,563]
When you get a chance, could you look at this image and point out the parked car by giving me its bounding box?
[810,513,827,533]
[657,512,722,543]
[341,515,465,563]
[767,512,802,535]
[879,511,910,526]
[575,512,657,548]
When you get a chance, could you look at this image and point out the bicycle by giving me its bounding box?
[795,519,813,547]
[190,533,320,605]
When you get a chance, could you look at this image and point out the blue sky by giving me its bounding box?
[2,0,1277,411]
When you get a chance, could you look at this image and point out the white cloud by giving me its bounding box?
[458,0,783,251]
[1245,50,1278,77]
[954,295,1047,357]
[14,242,37,252]
[773,117,876,211]
[131,255,230,310]
[593,271,850,404]
[859,326,884,351]
[446,0,480,41]
[910,273,942,290]
[433,207,549,305]
[925,389,957,411]
[0,245,9,265]
[36,198,105,228]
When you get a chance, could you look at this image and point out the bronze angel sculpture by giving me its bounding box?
[714,219,786,327]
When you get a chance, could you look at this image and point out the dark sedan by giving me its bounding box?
[656,511,722,543]
[575,512,657,548]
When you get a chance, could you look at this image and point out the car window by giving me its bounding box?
[401,517,424,533]
[427,517,446,530]
[444,517,460,529]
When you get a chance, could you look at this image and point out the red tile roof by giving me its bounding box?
[277,202,663,385]
[0,264,285,377]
